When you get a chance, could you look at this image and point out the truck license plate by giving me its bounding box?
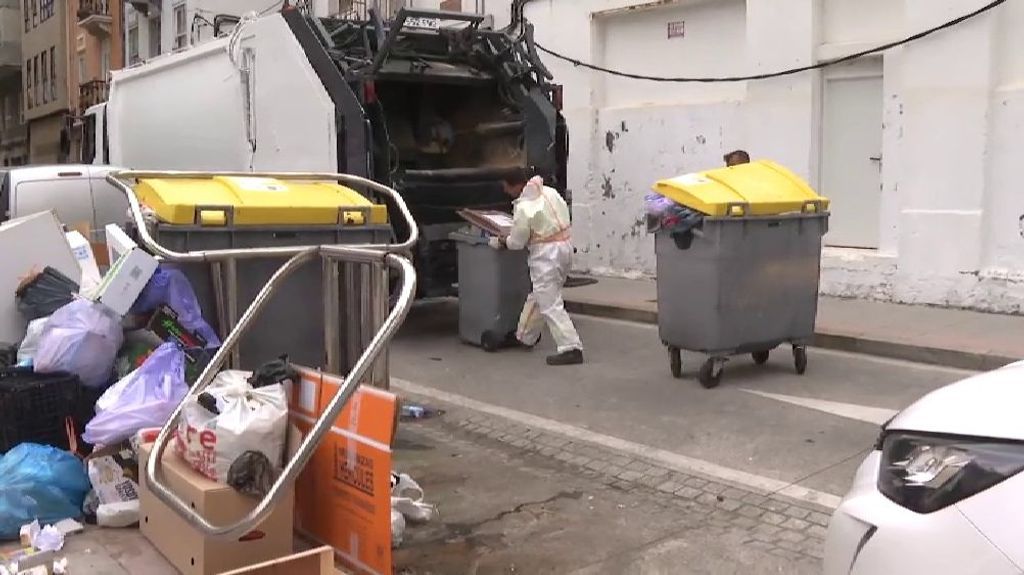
[405,16,441,30]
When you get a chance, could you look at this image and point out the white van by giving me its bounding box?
[0,165,130,238]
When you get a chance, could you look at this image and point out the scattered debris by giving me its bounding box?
[400,404,444,420]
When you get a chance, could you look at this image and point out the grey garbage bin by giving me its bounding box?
[657,211,828,388]
[451,232,531,351]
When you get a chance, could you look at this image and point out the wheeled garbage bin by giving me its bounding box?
[652,161,829,388]
[451,231,531,351]
[133,176,393,368]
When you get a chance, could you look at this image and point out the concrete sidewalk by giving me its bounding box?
[564,276,1024,371]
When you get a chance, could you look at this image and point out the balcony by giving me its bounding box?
[128,0,161,16]
[78,0,113,36]
[80,79,109,110]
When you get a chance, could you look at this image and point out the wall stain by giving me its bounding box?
[602,175,615,199]
[1019,215,1024,238]
[696,135,707,145]
[621,121,629,132]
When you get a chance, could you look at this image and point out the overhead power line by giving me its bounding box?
[531,0,1008,83]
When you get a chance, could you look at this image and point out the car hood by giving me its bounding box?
[888,362,1024,440]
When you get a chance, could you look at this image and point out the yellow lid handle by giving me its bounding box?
[198,210,228,226]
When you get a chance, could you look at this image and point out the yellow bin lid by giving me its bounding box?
[134,176,389,227]
[653,160,829,217]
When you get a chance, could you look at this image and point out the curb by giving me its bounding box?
[565,299,1008,372]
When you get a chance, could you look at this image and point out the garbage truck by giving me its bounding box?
[81,6,568,298]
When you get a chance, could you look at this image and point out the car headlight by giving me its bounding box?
[878,432,1024,514]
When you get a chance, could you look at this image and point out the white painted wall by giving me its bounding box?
[473,0,1024,313]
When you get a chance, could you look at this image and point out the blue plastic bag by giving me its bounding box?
[34,299,124,389]
[130,266,220,348]
[0,443,90,539]
[83,342,188,448]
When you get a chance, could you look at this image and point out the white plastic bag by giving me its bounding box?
[34,299,123,388]
[82,343,188,447]
[16,317,47,364]
[175,370,288,486]
[391,472,437,523]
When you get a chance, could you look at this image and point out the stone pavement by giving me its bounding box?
[564,275,1024,371]
[396,391,830,572]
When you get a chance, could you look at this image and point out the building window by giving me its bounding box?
[149,16,162,58]
[32,55,39,108]
[173,3,187,50]
[31,0,37,27]
[25,59,31,109]
[41,50,48,104]
[40,0,54,22]
[79,55,87,83]
[49,47,56,102]
[128,25,140,64]
[23,0,29,32]
[101,39,111,79]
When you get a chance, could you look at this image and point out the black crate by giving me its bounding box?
[0,367,82,454]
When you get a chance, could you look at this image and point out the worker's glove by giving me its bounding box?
[488,237,504,250]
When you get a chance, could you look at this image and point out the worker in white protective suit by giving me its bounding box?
[489,170,584,366]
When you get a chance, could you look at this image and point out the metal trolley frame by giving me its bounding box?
[107,170,419,540]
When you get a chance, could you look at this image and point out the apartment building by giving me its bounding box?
[0,0,25,166]
[125,0,257,64]
[22,0,123,164]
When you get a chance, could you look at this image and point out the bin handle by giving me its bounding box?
[108,170,420,262]
[194,205,234,227]
[144,246,417,540]
[725,202,749,217]
[801,200,824,214]
[340,206,373,226]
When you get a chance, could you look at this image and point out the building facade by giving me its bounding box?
[21,0,124,164]
[0,0,25,166]
[475,0,1024,314]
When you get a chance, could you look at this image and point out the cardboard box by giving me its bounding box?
[65,230,102,294]
[0,211,82,344]
[90,225,158,317]
[289,368,396,575]
[138,443,295,575]
[217,546,336,575]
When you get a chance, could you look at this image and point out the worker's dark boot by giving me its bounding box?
[546,349,583,366]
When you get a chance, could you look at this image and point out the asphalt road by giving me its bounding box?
[391,300,972,497]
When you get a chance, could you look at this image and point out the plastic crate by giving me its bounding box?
[0,367,82,453]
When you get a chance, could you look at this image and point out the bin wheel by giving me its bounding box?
[752,350,770,365]
[699,359,724,389]
[793,346,808,375]
[668,347,682,379]
[480,331,502,353]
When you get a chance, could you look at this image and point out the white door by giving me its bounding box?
[821,64,883,248]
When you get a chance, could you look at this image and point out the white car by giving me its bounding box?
[824,361,1024,574]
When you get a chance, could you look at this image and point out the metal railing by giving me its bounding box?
[80,80,109,109]
[107,170,419,539]
[78,0,110,19]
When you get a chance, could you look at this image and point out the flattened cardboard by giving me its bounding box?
[456,208,514,237]
[216,546,335,575]
[288,368,396,575]
[138,443,294,575]
[0,211,82,344]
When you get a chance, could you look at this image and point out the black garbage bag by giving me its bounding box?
[16,267,80,320]
[0,343,17,368]
[248,355,300,389]
[227,450,275,497]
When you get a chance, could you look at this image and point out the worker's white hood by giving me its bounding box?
[887,361,1024,440]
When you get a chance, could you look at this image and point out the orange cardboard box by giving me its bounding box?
[289,368,396,575]
[138,443,295,575]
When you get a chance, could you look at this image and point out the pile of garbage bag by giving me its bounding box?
[644,193,705,236]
